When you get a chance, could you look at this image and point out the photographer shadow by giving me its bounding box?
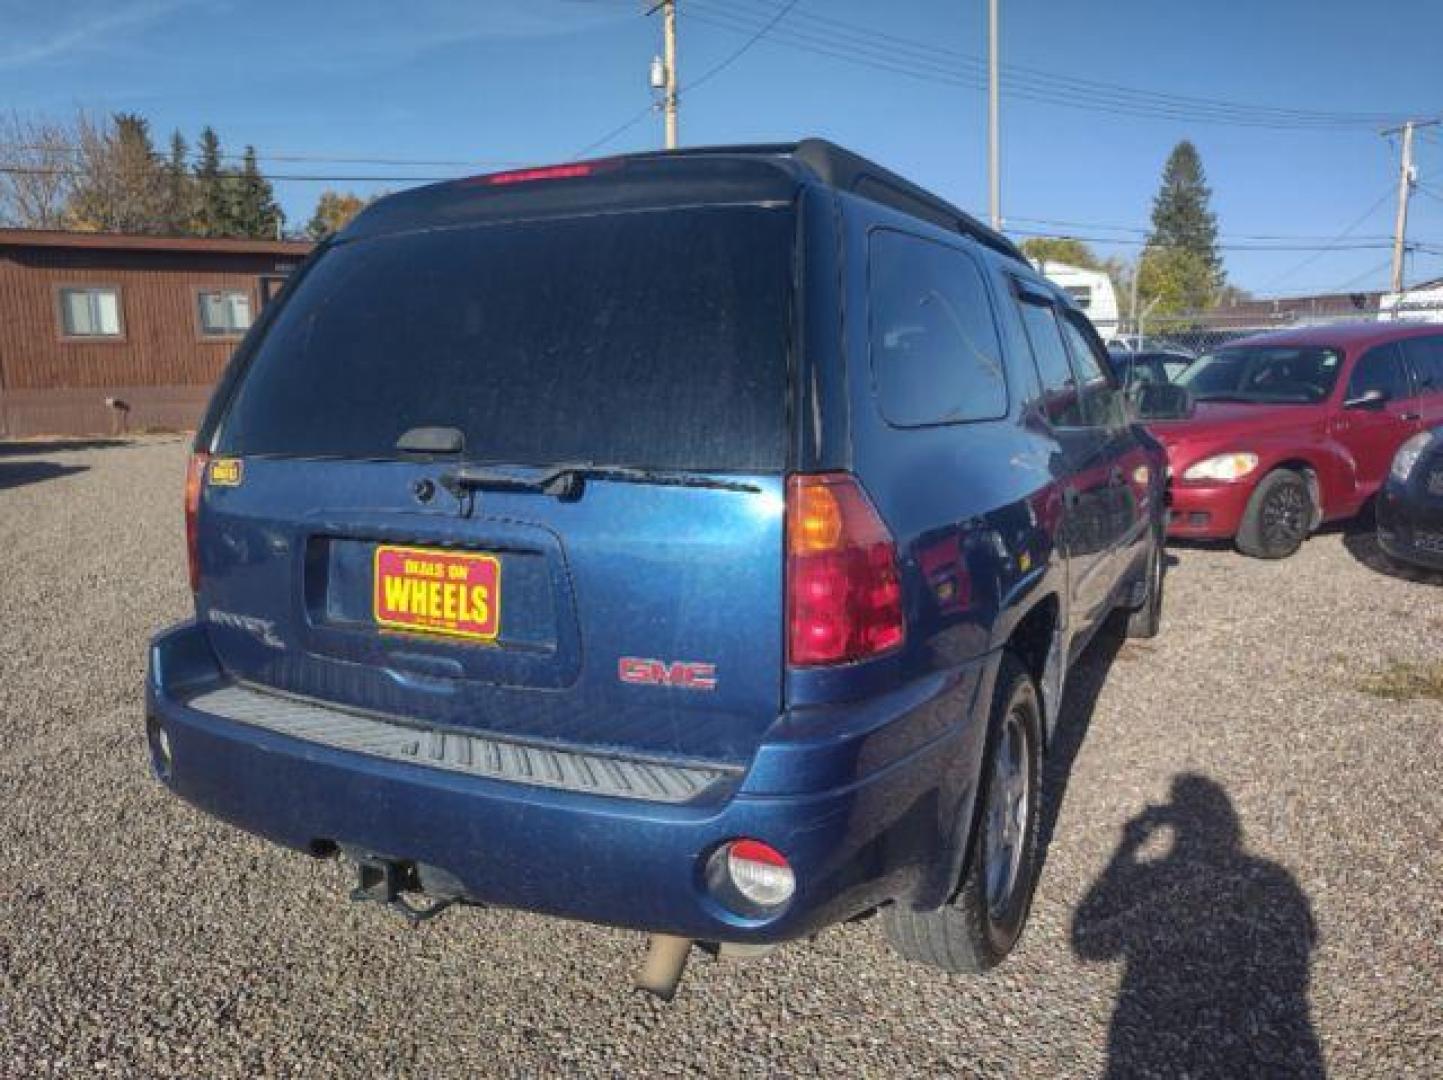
[1071,774,1325,1078]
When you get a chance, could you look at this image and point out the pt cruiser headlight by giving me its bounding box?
[1391,432,1434,483]
[1183,452,1260,482]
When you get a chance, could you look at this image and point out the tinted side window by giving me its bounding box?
[1400,335,1443,395]
[1346,343,1409,402]
[1060,314,1128,430]
[1016,295,1084,428]
[868,231,1007,427]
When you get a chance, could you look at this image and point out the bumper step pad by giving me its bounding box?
[185,683,735,805]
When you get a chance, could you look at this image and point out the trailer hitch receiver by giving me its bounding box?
[348,853,460,925]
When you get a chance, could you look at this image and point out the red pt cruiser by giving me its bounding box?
[1152,322,1443,558]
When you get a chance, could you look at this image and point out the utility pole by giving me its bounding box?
[1389,121,1416,294]
[1385,119,1438,293]
[987,0,1000,229]
[662,0,679,150]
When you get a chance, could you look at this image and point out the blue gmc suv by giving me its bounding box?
[146,140,1166,997]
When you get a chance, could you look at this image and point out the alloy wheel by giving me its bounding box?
[984,706,1032,920]
[1261,484,1307,549]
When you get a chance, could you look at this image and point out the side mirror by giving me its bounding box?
[1343,388,1387,410]
[1130,383,1194,422]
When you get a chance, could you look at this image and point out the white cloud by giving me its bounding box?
[0,0,194,71]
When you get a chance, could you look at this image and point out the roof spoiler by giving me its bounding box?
[621,138,1027,266]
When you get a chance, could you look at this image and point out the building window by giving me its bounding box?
[59,287,122,338]
[197,290,253,337]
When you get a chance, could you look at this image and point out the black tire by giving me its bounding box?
[1125,528,1165,639]
[1236,469,1312,560]
[882,653,1043,973]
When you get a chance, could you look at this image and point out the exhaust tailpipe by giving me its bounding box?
[635,935,693,1001]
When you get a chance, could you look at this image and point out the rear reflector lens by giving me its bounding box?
[184,452,209,592]
[724,840,795,909]
[786,473,905,666]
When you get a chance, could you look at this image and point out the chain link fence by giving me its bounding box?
[1103,295,1443,358]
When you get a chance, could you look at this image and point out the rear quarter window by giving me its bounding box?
[866,230,1007,427]
[1347,343,1409,401]
[1400,334,1443,395]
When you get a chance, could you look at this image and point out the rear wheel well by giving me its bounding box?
[1007,595,1058,698]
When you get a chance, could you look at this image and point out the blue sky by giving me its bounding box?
[3,0,1441,295]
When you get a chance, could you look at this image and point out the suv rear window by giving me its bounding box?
[216,205,795,471]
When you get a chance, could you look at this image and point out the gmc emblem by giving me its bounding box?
[618,657,718,691]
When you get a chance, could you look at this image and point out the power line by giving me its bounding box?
[8,144,527,169]
[7,162,1438,253]
[1005,227,1425,253]
[677,0,1410,131]
[1323,256,1398,293]
[1255,187,1398,292]
[0,164,455,183]
[571,0,801,158]
[683,6,1343,130]
[1007,214,1404,244]
[682,0,801,94]
[702,0,1408,127]
[571,104,655,159]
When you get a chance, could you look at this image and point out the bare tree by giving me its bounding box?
[0,110,77,229]
[67,111,168,233]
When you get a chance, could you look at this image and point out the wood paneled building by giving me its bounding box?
[0,229,314,437]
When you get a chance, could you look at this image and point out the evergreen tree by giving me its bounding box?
[235,146,283,238]
[163,129,195,234]
[1146,141,1224,302]
[194,126,237,237]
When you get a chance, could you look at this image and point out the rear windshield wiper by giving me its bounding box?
[440,462,760,500]
[550,464,761,495]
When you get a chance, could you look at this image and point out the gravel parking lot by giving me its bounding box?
[1,436,1439,1077]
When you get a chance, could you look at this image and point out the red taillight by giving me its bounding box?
[464,160,616,187]
[786,473,905,666]
[185,452,208,592]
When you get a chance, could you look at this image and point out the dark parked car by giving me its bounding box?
[1107,348,1194,391]
[145,140,1167,997]
[1150,323,1443,558]
[1378,425,1443,571]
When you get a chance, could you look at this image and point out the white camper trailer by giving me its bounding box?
[1033,260,1120,337]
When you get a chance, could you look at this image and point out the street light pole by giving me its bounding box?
[987,0,1000,230]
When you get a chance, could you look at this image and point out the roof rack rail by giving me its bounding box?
[790,139,1027,265]
[621,139,1027,266]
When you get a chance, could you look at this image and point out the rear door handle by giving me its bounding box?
[1401,412,1421,422]
[1063,486,1080,509]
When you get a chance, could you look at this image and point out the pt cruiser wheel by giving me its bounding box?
[1237,469,1312,559]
